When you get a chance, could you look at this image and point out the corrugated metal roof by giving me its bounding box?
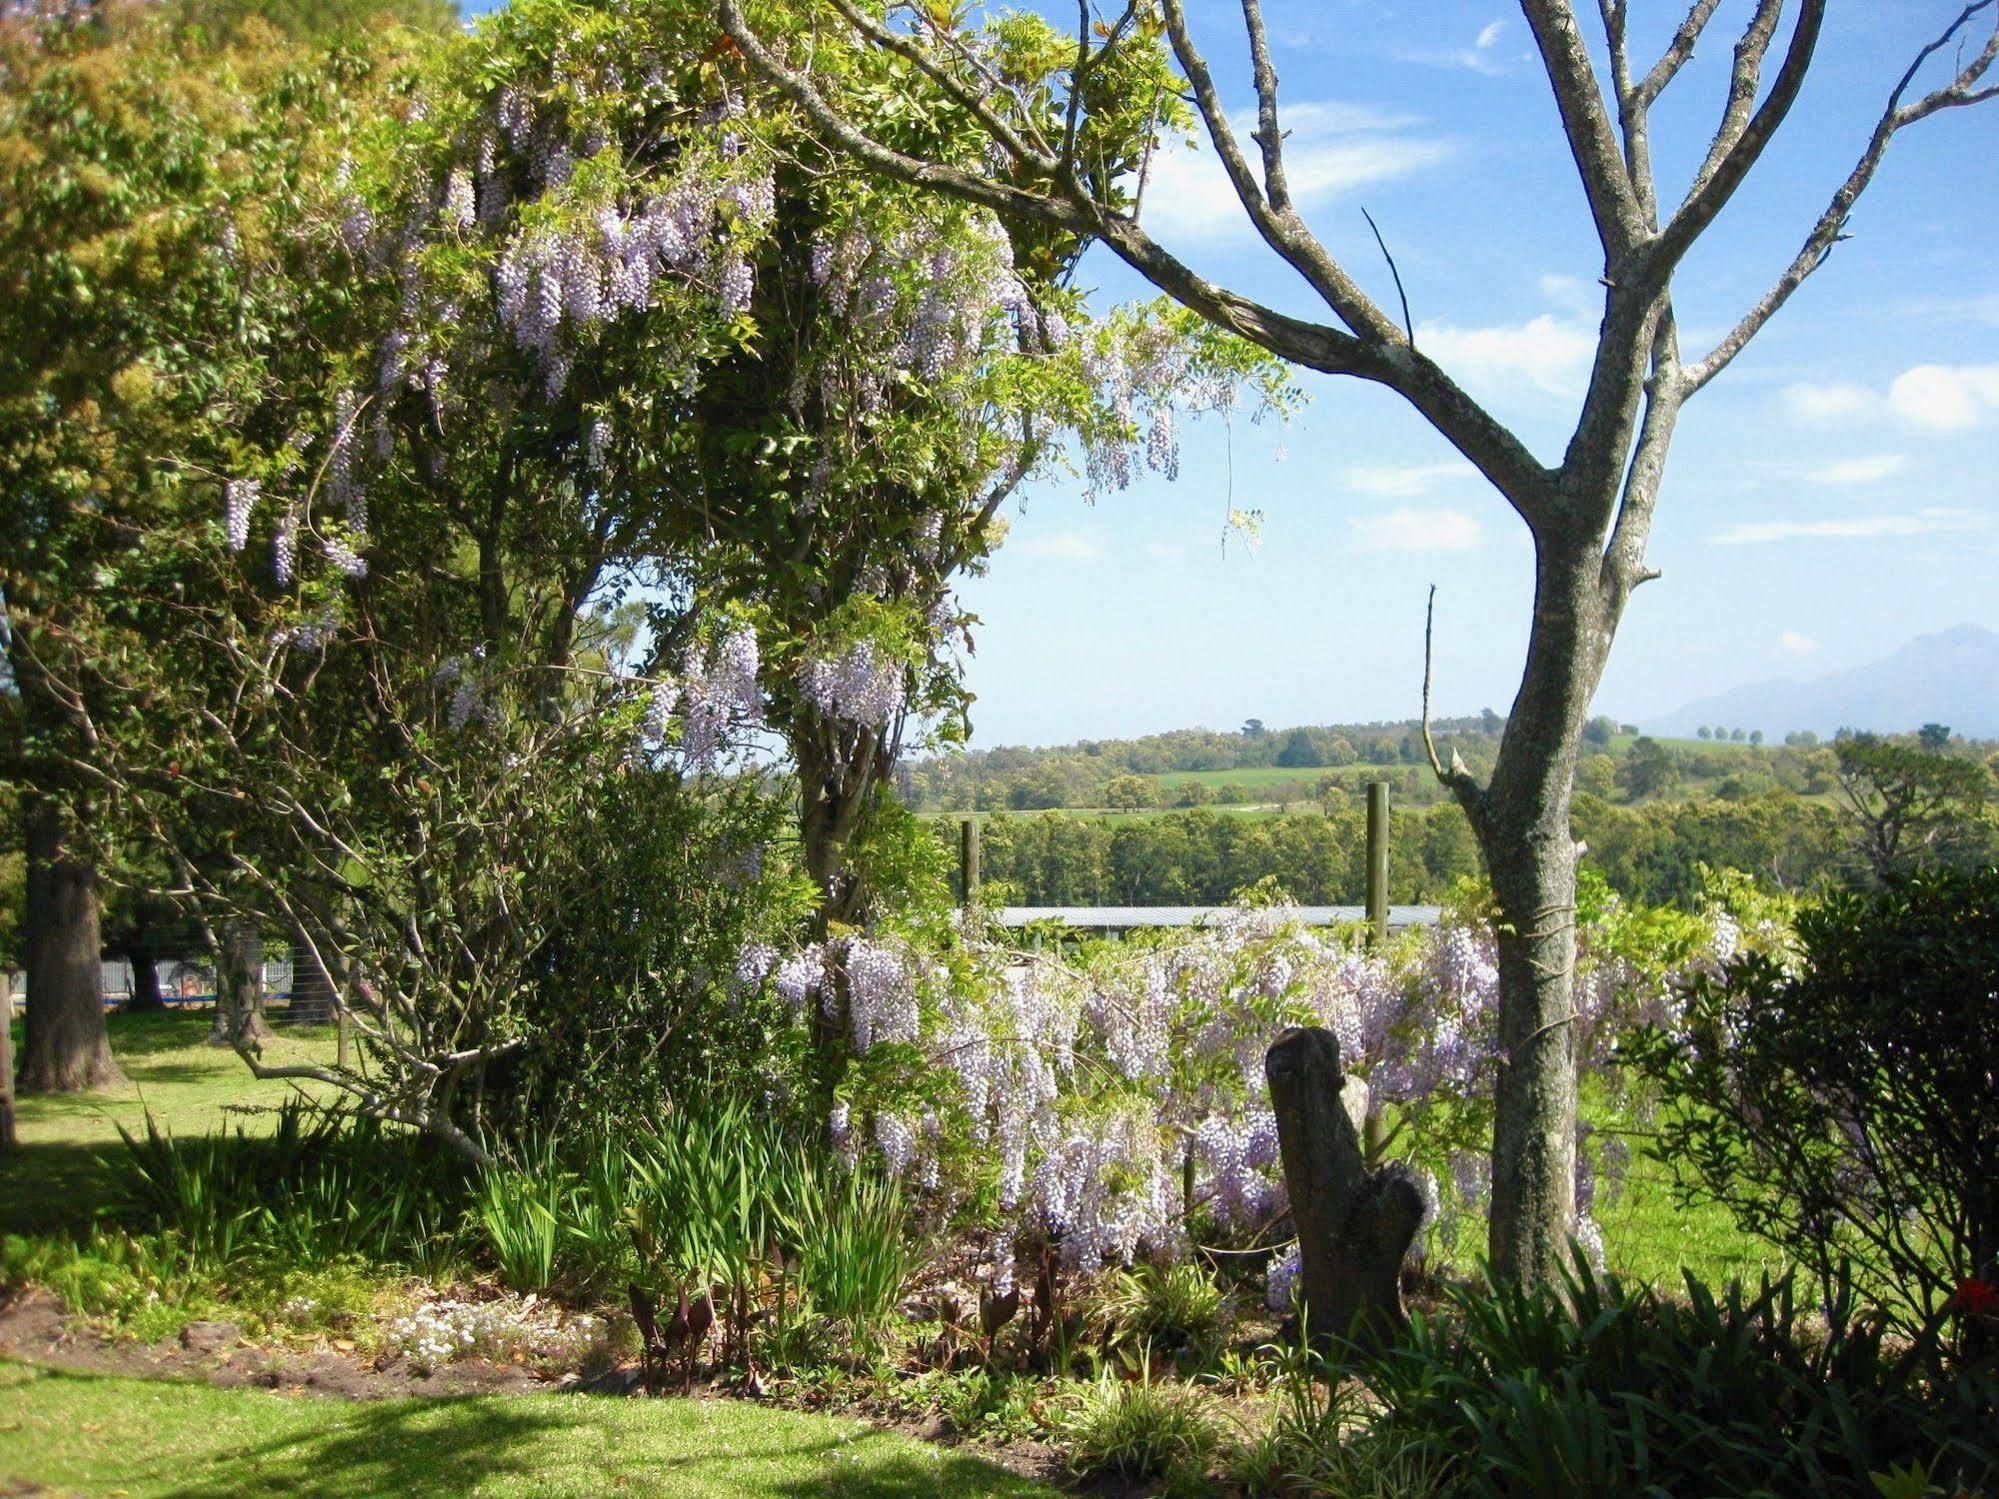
[993,905,1441,929]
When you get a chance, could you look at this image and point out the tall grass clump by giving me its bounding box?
[1279,1255,1999,1498]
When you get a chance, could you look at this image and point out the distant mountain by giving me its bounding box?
[1646,624,1999,740]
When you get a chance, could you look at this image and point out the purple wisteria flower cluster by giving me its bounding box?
[638,625,763,774]
[798,640,906,728]
[740,894,1744,1297]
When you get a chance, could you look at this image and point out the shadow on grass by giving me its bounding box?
[0,1139,122,1237]
[0,1366,1037,1499]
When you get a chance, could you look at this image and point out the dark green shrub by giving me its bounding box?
[1321,1259,1998,1497]
[1629,866,1999,1343]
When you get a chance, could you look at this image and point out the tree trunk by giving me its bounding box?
[0,970,18,1152]
[1266,1026,1424,1350]
[16,792,124,1093]
[119,942,165,1014]
[1475,540,1604,1290]
[209,918,274,1049]
[796,727,893,939]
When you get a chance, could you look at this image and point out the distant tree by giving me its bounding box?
[1576,753,1619,799]
[1749,729,1764,747]
[1241,718,1266,740]
[1697,725,1712,740]
[1621,725,1642,739]
[1275,728,1319,769]
[1583,715,1617,747]
[1833,733,1992,882]
[1919,723,1952,751]
[1730,728,1747,743]
[1104,774,1159,812]
[1618,737,1679,801]
[1216,784,1247,806]
[1177,780,1213,808]
[1480,708,1503,736]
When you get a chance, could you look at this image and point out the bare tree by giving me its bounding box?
[719,0,1999,1286]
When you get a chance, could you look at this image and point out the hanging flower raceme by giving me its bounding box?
[799,639,905,727]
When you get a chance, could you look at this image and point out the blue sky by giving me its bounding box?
[942,2,1998,746]
[471,0,1996,747]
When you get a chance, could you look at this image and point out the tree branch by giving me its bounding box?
[1518,0,1648,258]
[1685,2,1999,392]
[1423,585,1487,825]
[1655,0,1825,275]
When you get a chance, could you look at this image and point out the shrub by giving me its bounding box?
[1327,1258,1998,1498]
[1103,1263,1229,1367]
[1060,1372,1220,1485]
[1629,866,1999,1344]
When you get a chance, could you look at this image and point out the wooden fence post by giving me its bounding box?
[959,815,980,903]
[1366,781,1389,944]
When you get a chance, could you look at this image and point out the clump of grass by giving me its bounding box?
[1061,1370,1220,1485]
[1102,1262,1229,1367]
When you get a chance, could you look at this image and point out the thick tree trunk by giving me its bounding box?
[16,793,124,1093]
[118,942,166,1014]
[1266,1026,1424,1349]
[209,918,274,1048]
[1475,540,1605,1290]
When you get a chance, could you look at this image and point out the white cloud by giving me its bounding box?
[1351,507,1486,551]
[1776,631,1817,658]
[1136,102,1449,246]
[1799,454,1906,486]
[1398,17,1517,74]
[1710,507,1989,545]
[1015,530,1106,561]
[1416,314,1596,398]
[1782,364,1999,431]
[1886,363,1999,431]
[1343,461,1472,497]
[1782,380,1878,425]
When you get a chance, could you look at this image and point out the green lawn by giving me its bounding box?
[3,1009,338,1236]
[0,1363,1049,1498]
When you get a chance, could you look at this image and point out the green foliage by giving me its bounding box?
[1832,731,1995,881]
[1102,1263,1228,1368]
[473,1149,572,1294]
[1059,1372,1220,1485]
[1630,866,1999,1342]
[113,1098,469,1270]
[1318,1258,1999,1498]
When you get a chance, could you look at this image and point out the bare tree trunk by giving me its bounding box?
[16,792,124,1093]
[1266,1026,1424,1349]
[209,918,274,1048]
[1472,541,1603,1289]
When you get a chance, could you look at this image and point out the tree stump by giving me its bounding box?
[1266,1026,1426,1351]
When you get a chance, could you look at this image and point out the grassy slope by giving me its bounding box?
[2,1010,338,1236]
[0,1363,1049,1498]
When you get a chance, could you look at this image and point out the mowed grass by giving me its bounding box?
[2,1009,339,1236]
[0,1363,1051,1499]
